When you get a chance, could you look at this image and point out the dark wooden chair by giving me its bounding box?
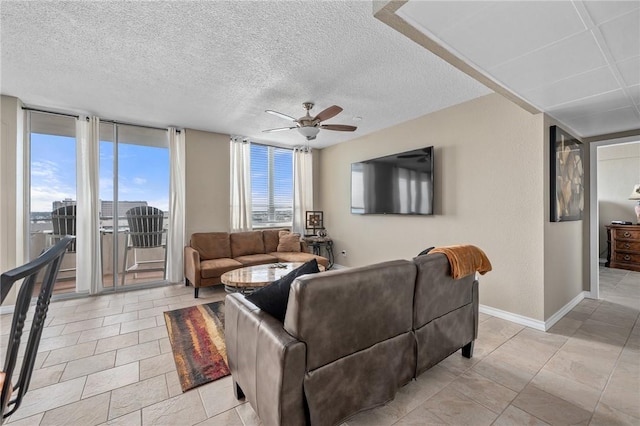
[50,205,77,279]
[121,206,167,285]
[1,236,73,422]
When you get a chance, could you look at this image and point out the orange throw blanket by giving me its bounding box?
[429,245,492,279]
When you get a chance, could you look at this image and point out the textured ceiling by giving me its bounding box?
[393,0,640,139]
[0,1,490,148]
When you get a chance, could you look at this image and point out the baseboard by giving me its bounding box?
[480,290,588,332]
[544,291,588,331]
[479,304,546,331]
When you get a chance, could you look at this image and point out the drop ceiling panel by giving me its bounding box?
[438,1,586,70]
[548,90,633,119]
[561,106,640,135]
[397,1,497,41]
[598,9,640,62]
[616,56,640,87]
[523,66,619,108]
[490,31,607,92]
[583,0,640,25]
[389,0,640,138]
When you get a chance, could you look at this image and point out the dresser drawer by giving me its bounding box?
[614,228,640,240]
[613,252,640,264]
[614,241,640,252]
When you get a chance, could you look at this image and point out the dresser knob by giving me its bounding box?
[624,243,631,249]
[623,231,631,237]
[623,255,631,261]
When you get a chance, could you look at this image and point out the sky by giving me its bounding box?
[30,134,293,215]
[30,133,170,213]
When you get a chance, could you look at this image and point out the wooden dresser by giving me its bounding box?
[606,224,640,272]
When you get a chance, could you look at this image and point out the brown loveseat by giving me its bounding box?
[184,229,329,297]
[225,253,479,426]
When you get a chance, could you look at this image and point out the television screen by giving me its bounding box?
[351,146,433,215]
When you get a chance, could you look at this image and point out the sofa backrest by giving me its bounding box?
[191,232,231,260]
[262,228,289,253]
[284,259,416,371]
[230,231,265,258]
[413,253,475,328]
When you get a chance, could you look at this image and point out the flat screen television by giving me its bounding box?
[351,146,434,215]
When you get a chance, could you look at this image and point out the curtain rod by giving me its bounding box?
[97,118,180,133]
[22,106,79,119]
[23,105,180,133]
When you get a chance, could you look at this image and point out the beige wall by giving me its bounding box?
[542,116,587,318]
[597,142,640,255]
[184,129,230,239]
[319,94,549,320]
[1,95,25,307]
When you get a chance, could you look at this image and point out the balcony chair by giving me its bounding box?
[50,205,76,280]
[121,206,167,285]
[1,236,74,423]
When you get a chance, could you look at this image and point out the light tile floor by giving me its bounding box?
[1,267,638,425]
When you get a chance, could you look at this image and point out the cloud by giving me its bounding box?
[133,177,147,185]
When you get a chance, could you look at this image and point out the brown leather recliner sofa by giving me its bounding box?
[225,253,479,426]
[184,229,329,298]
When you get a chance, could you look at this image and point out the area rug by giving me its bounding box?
[164,301,229,392]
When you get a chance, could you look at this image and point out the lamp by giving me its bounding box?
[629,184,640,224]
[297,126,320,140]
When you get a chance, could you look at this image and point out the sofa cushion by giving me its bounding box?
[262,228,289,253]
[200,258,243,279]
[191,232,231,260]
[277,231,301,252]
[270,252,329,269]
[230,231,265,258]
[246,259,320,322]
[234,253,279,267]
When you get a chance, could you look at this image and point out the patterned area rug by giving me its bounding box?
[164,301,230,392]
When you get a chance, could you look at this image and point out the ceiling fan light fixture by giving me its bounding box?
[297,126,320,139]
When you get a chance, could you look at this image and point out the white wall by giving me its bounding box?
[184,129,230,239]
[597,142,640,255]
[319,94,549,321]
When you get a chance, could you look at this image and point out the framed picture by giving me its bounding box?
[550,125,584,222]
[305,211,324,233]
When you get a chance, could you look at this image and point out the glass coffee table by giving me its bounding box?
[221,262,325,294]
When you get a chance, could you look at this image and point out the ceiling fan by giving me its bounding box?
[262,102,357,141]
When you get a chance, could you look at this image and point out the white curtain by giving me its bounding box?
[293,146,314,235]
[76,116,101,294]
[167,128,185,283]
[230,137,252,231]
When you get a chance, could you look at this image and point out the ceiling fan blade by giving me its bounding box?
[262,126,297,133]
[314,105,343,122]
[320,124,357,132]
[265,110,297,122]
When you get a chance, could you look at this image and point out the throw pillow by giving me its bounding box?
[246,259,320,322]
[277,231,301,252]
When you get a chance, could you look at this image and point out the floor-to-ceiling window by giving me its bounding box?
[99,123,169,290]
[250,144,293,228]
[27,110,170,296]
[28,111,77,295]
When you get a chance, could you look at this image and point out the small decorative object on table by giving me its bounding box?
[317,229,328,238]
[305,210,324,236]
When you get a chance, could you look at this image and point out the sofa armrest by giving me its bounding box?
[300,241,310,253]
[225,294,307,426]
[184,246,201,287]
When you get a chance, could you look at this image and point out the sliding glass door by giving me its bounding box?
[99,123,170,291]
[28,111,77,295]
